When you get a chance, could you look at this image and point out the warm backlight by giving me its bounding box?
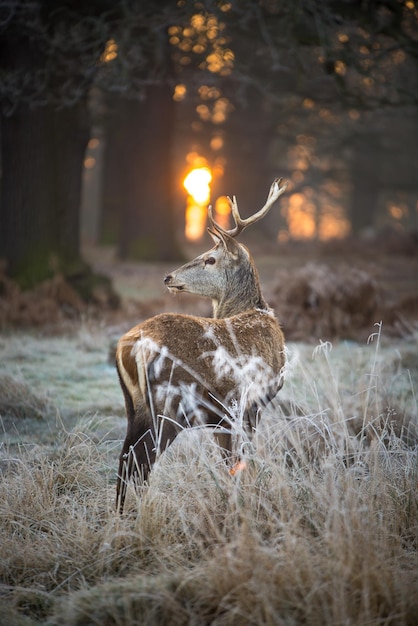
[280,191,350,241]
[184,167,212,204]
[184,167,212,240]
[214,195,231,230]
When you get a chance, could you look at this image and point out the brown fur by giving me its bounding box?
[115,179,288,512]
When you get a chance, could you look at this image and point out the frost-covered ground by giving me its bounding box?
[0,249,417,626]
[0,328,124,447]
[1,321,416,467]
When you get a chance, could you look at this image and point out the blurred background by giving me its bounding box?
[0,0,417,338]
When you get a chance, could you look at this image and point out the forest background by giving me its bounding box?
[1,0,417,290]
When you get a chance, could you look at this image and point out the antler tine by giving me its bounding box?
[209,177,289,238]
[226,194,242,237]
[207,204,217,232]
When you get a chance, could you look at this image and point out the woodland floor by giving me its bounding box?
[0,237,417,625]
[1,236,418,449]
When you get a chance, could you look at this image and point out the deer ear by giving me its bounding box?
[207,227,240,258]
[207,227,221,245]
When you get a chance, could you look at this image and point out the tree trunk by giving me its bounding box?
[214,94,280,239]
[100,86,182,262]
[349,135,380,235]
[98,94,126,247]
[0,101,90,287]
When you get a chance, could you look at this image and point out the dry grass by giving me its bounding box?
[270,262,418,341]
[0,325,417,625]
[0,374,53,420]
[271,263,381,341]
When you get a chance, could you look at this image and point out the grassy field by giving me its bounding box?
[0,310,417,624]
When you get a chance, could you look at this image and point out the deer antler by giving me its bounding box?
[208,177,289,238]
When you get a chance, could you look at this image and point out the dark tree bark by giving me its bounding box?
[99,94,128,247]
[100,86,182,262]
[348,135,380,235]
[0,1,107,289]
[0,101,90,287]
[213,94,282,240]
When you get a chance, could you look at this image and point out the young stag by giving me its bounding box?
[116,177,288,512]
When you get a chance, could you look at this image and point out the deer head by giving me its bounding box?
[164,177,288,318]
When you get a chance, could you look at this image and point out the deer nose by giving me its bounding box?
[164,274,172,285]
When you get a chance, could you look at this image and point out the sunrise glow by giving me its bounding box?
[184,166,213,241]
[184,167,212,204]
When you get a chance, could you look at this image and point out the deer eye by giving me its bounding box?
[205,256,216,266]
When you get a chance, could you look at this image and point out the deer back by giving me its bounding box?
[116,309,285,427]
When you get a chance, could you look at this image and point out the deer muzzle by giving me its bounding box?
[164,274,185,292]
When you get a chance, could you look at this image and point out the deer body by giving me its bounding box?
[116,178,287,512]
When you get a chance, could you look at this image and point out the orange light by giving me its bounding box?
[184,167,212,204]
[183,165,213,240]
[173,84,187,101]
[210,136,223,151]
[319,212,351,240]
[214,196,231,230]
[100,39,118,63]
[282,192,350,241]
[84,157,96,169]
[185,199,207,241]
[284,193,316,240]
[229,460,247,476]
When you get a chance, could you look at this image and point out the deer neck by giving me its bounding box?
[212,264,269,319]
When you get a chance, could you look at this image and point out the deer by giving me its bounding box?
[115,177,288,512]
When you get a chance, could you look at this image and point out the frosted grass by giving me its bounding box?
[0,323,416,625]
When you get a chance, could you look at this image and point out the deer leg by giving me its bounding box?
[116,443,132,515]
[116,425,156,514]
[214,429,242,475]
[116,368,159,512]
[116,418,180,514]
[214,430,232,458]
[214,407,261,476]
